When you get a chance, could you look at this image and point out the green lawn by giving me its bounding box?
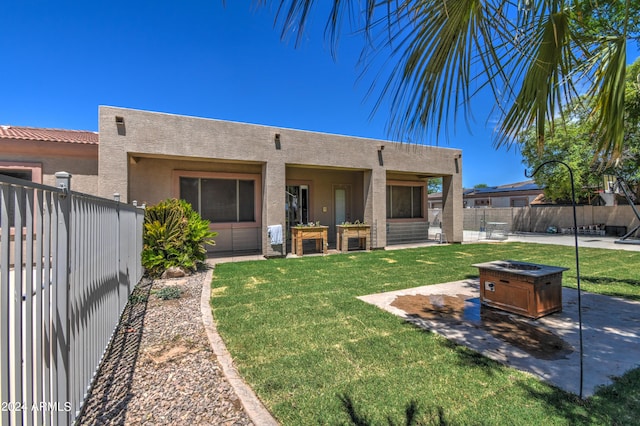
[210,243,640,425]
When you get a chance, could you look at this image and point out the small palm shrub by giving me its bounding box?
[142,198,217,278]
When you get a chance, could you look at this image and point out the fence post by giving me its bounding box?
[114,193,122,313]
[1,183,10,426]
[54,172,72,424]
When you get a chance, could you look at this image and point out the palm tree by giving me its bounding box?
[253,0,639,162]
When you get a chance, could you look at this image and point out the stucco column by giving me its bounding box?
[364,168,387,248]
[98,108,129,202]
[262,160,286,257]
[442,160,463,243]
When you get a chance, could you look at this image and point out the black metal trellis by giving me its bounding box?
[525,160,584,399]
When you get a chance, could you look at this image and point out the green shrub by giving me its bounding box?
[155,285,183,300]
[142,198,217,278]
[128,293,148,304]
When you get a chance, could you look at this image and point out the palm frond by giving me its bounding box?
[375,0,501,141]
[265,0,380,50]
[253,0,634,158]
[496,8,577,153]
[586,37,627,161]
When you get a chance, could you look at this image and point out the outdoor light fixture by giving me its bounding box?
[526,160,584,399]
[115,116,126,136]
[378,145,384,166]
[274,133,281,150]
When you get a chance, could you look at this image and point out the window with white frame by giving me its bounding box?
[179,177,255,223]
[386,184,424,219]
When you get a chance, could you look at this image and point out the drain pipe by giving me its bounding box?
[526,161,584,399]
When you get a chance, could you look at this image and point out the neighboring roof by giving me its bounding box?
[470,180,542,195]
[429,180,543,201]
[0,125,98,145]
[530,193,547,204]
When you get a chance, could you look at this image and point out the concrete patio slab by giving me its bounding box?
[358,280,640,397]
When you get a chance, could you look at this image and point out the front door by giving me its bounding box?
[333,185,352,243]
[335,188,346,225]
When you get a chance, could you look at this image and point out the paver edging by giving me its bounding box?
[200,266,279,426]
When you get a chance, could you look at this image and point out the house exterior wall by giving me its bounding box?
[98,106,463,256]
[0,138,98,194]
[466,192,541,208]
[127,157,263,206]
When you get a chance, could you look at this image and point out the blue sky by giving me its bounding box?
[1,1,637,187]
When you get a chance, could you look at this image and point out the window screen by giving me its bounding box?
[179,176,255,223]
[386,184,424,219]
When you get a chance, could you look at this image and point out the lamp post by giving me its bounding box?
[525,160,584,399]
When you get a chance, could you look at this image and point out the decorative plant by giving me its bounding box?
[341,219,367,226]
[155,285,183,300]
[295,222,321,227]
[142,198,217,278]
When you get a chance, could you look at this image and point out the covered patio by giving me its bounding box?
[98,106,465,258]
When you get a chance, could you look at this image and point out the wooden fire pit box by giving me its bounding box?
[472,260,568,319]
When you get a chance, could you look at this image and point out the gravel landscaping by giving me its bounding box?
[77,271,254,425]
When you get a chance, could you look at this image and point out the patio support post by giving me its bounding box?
[365,168,386,248]
[442,172,463,243]
[54,171,72,423]
[263,161,286,257]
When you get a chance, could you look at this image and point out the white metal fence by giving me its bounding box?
[0,172,144,425]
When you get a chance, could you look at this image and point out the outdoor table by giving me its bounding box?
[336,224,371,252]
[291,226,328,255]
[486,222,508,240]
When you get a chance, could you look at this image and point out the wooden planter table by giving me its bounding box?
[336,224,371,252]
[291,226,328,256]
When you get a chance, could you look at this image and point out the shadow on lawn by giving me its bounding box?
[443,330,640,424]
[580,275,640,286]
[586,368,640,424]
[579,275,640,299]
[528,367,640,426]
[338,394,448,426]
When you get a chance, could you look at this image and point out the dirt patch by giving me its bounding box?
[145,343,201,364]
[391,294,573,360]
[392,294,471,321]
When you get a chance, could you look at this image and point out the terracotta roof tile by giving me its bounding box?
[0,125,98,144]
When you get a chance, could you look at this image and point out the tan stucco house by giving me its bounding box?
[97,106,463,257]
[463,181,543,208]
[0,125,98,193]
[2,105,464,257]
[428,180,544,209]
